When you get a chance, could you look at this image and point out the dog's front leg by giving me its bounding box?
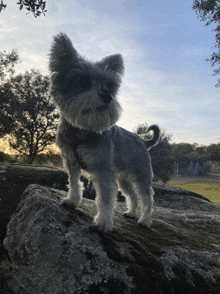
[91,172,117,232]
[61,155,82,209]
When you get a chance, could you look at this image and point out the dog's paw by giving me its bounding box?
[92,215,113,232]
[137,217,152,228]
[89,222,112,233]
[89,223,107,234]
[61,197,78,209]
[123,211,138,220]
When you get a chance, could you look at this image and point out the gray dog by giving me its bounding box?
[49,33,160,232]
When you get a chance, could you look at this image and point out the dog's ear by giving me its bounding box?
[49,33,80,73]
[97,54,124,76]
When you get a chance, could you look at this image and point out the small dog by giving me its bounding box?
[49,33,160,232]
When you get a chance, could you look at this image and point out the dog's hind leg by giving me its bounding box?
[118,175,138,219]
[91,172,117,232]
[61,152,82,209]
[136,181,154,228]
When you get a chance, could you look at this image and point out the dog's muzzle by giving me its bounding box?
[99,91,112,104]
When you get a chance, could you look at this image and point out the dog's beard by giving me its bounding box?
[76,99,122,133]
[58,93,122,133]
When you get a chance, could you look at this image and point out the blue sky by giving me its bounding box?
[0,0,219,144]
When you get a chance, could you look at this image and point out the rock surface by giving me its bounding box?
[2,184,220,294]
[0,162,68,226]
[152,182,211,202]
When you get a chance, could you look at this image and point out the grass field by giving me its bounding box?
[168,177,220,206]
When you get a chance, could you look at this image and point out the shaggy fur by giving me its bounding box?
[49,33,160,232]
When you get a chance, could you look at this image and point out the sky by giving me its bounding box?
[0,0,219,145]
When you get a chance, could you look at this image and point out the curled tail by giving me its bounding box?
[144,125,160,150]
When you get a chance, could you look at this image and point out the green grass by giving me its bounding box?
[168,177,220,206]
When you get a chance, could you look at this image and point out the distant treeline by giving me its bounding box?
[0,150,62,168]
[172,142,220,176]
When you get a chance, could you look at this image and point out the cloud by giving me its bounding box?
[172,128,220,145]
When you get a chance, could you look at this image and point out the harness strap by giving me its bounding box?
[61,122,100,170]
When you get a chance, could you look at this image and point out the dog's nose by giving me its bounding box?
[99,91,112,104]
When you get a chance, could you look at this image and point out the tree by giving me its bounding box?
[0,49,20,82]
[0,70,59,163]
[172,143,196,170]
[0,0,47,17]
[192,0,220,86]
[206,143,220,161]
[134,123,174,183]
[0,1,6,13]
[0,50,20,136]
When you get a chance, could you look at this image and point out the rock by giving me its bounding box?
[152,182,211,202]
[0,162,68,226]
[153,183,220,212]
[154,194,220,212]
[2,185,220,294]
[152,182,220,212]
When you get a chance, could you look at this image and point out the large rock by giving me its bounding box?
[0,162,68,226]
[152,182,211,202]
[2,185,220,294]
[153,183,220,212]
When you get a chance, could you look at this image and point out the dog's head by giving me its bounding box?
[49,33,124,133]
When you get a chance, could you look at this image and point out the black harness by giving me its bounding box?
[61,123,101,170]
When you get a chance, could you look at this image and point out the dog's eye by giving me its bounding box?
[79,76,91,91]
[106,82,113,89]
[106,81,117,92]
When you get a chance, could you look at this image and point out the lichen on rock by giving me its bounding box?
[2,183,220,294]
